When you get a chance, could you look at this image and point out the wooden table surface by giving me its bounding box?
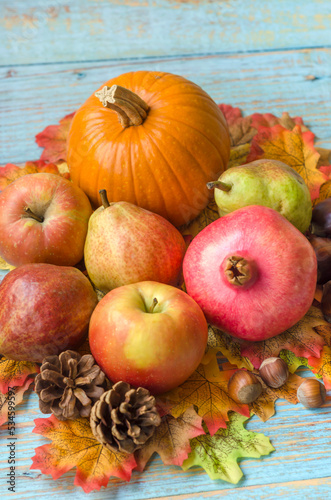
[1,1,331,498]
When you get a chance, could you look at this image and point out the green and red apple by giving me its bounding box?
[0,173,93,267]
[89,281,208,394]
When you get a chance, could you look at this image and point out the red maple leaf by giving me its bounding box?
[35,112,75,163]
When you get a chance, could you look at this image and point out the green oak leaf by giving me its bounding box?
[182,412,275,484]
[279,350,314,373]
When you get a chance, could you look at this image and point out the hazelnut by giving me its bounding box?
[228,370,262,404]
[297,379,327,408]
[259,357,289,388]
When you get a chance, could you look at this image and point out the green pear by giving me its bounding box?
[207,159,312,233]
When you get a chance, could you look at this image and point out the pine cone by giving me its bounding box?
[90,381,161,454]
[35,350,108,420]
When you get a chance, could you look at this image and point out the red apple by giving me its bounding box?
[0,173,93,267]
[89,281,208,394]
[0,263,98,362]
[183,205,317,341]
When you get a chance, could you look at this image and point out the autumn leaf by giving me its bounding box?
[181,199,219,238]
[31,415,137,493]
[308,346,331,390]
[0,378,34,426]
[219,104,256,148]
[241,306,330,369]
[313,180,331,206]
[0,357,39,394]
[0,257,15,271]
[279,350,311,373]
[249,371,304,423]
[36,112,75,163]
[247,124,326,200]
[0,160,70,193]
[182,412,275,484]
[134,407,205,471]
[159,354,249,436]
[205,326,253,371]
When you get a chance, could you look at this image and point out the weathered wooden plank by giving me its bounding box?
[1,0,331,66]
[0,386,330,499]
[1,48,331,165]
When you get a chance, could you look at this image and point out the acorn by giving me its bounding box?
[259,357,289,388]
[321,280,331,323]
[311,198,331,237]
[297,379,327,408]
[228,370,262,404]
[307,234,331,284]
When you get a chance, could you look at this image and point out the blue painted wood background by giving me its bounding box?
[0,1,331,498]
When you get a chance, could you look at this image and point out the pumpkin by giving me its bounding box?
[67,71,230,227]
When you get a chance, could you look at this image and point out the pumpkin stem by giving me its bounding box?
[206,180,232,192]
[99,189,110,209]
[95,85,149,128]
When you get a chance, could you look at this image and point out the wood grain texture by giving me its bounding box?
[1,0,331,65]
[1,48,331,165]
[1,0,331,498]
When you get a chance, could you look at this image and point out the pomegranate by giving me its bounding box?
[183,205,317,341]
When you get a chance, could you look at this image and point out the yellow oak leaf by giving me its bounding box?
[308,346,331,391]
[205,326,253,371]
[0,257,15,271]
[0,356,39,394]
[241,306,330,369]
[159,354,250,436]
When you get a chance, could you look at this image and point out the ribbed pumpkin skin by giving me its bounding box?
[67,71,230,227]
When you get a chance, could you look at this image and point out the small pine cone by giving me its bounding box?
[90,381,161,454]
[35,350,108,420]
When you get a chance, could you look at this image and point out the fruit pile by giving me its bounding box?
[0,70,330,491]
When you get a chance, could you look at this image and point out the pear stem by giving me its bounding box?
[149,298,158,313]
[99,189,110,209]
[206,180,232,192]
[23,207,44,223]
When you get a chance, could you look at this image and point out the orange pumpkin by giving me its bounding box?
[67,71,230,227]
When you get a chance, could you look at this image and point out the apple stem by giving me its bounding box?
[99,189,110,209]
[206,180,232,192]
[23,207,44,223]
[149,297,158,313]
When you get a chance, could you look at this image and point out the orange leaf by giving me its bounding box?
[0,160,70,193]
[31,415,137,493]
[313,180,331,206]
[241,307,330,369]
[0,378,34,426]
[159,354,250,436]
[247,124,326,200]
[308,346,331,391]
[0,257,15,271]
[36,112,75,163]
[0,356,39,394]
[249,372,304,422]
[135,407,205,471]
